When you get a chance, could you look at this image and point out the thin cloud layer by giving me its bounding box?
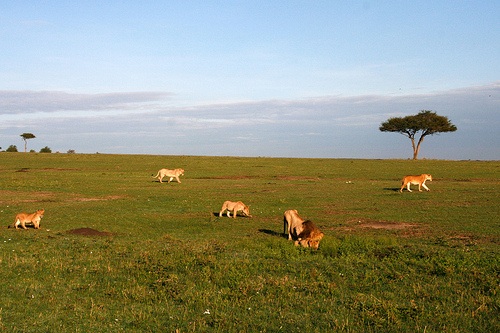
[0,82,498,159]
[0,91,172,113]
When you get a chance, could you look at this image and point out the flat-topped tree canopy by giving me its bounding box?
[379,110,457,159]
[20,133,36,152]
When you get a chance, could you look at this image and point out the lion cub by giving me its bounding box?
[9,209,44,229]
[219,201,251,218]
[400,174,433,192]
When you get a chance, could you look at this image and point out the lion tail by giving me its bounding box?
[152,171,159,178]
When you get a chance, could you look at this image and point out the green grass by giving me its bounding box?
[0,152,499,332]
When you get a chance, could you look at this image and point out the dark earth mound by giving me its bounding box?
[66,228,113,237]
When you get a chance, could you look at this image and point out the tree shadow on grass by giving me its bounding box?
[259,229,287,239]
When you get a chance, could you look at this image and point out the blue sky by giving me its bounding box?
[1,1,499,159]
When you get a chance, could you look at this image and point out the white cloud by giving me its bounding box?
[0,91,172,114]
[0,82,498,159]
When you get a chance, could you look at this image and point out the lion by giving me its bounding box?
[219,201,251,218]
[9,209,44,229]
[294,220,324,249]
[400,174,433,192]
[152,168,184,183]
[283,209,307,241]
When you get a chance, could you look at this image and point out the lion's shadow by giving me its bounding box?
[212,212,251,218]
[152,180,179,184]
[259,229,288,239]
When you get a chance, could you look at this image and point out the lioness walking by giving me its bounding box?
[152,168,184,183]
[400,174,432,192]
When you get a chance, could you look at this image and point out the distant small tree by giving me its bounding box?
[20,133,36,153]
[39,146,52,153]
[67,149,76,154]
[6,145,18,152]
[379,110,457,159]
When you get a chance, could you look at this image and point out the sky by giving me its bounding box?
[1,1,499,160]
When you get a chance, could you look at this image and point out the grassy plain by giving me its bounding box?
[0,153,499,332]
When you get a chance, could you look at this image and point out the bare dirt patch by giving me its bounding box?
[194,175,320,181]
[340,218,416,231]
[0,191,126,204]
[445,233,500,246]
[273,175,320,181]
[441,178,499,182]
[359,221,414,230]
[0,190,56,204]
[15,168,80,172]
[66,228,113,237]
[195,176,256,180]
[67,195,125,202]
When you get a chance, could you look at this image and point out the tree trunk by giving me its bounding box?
[413,135,425,160]
[24,140,27,153]
[410,138,418,159]
[413,149,419,160]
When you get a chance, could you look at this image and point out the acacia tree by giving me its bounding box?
[20,133,36,153]
[379,110,457,159]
